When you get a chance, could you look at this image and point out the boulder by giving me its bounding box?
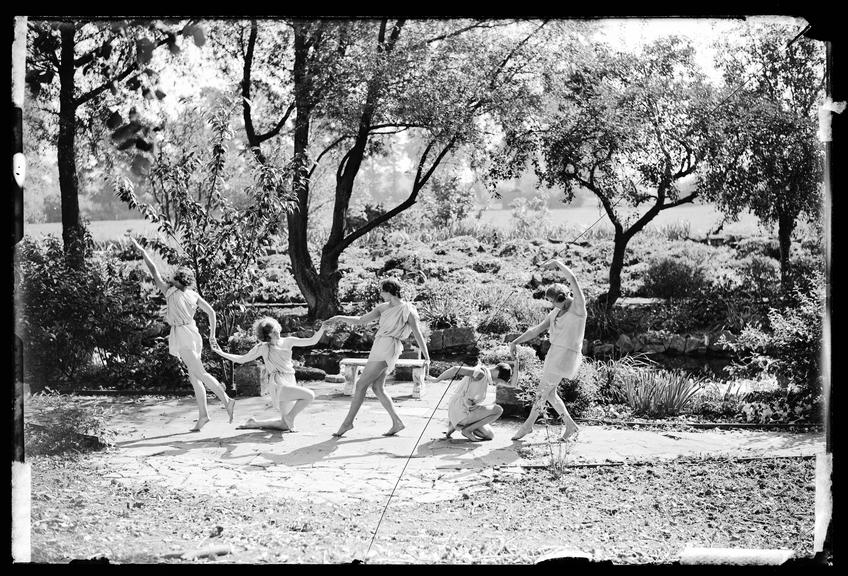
[495,383,526,418]
[233,364,262,396]
[295,366,326,381]
[324,373,346,384]
[427,330,445,352]
[685,333,708,354]
[440,327,477,349]
[616,334,635,354]
[667,334,687,354]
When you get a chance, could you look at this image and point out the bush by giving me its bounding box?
[15,236,186,390]
[591,353,658,405]
[478,343,596,418]
[623,368,705,418]
[25,392,117,456]
[639,256,708,299]
[722,274,824,399]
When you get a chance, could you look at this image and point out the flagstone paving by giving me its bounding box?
[99,379,824,506]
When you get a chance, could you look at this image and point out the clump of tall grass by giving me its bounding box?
[591,353,658,404]
[623,368,706,418]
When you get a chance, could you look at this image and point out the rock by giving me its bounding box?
[324,374,346,384]
[685,333,708,354]
[295,366,326,381]
[594,343,615,356]
[440,327,477,349]
[616,334,635,354]
[428,330,445,352]
[495,383,526,418]
[233,364,261,396]
[667,334,687,354]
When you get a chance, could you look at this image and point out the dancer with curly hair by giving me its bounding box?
[130,237,235,431]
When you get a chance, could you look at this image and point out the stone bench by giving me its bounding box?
[338,358,428,399]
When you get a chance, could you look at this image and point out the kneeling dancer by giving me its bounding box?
[211,316,335,432]
[438,362,511,441]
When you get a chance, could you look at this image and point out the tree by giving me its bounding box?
[492,34,718,309]
[229,18,546,317]
[115,93,295,340]
[699,24,825,289]
[25,18,205,265]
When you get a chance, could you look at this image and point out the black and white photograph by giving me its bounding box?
[10,11,838,566]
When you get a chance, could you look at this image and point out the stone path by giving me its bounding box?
[97,379,824,507]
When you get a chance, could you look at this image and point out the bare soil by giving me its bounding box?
[29,450,816,564]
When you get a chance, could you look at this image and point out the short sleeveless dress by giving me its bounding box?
[257,343,298,410]
[164,286,203,358]
[447,365,492,427]
[541,305,587,382]
[367,301,420,372]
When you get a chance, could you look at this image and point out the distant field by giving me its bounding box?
[23,204,768,242]
[479,204,766,236]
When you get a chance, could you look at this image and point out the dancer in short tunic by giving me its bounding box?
[437,362,511,441]
[330,278,431,437]
[211,316,336,431]
[509,258,587,441]
[130,237,235,431]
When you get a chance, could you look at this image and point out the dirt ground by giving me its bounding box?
[28,451,816,565]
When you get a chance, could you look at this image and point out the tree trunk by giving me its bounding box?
[58,23,86,267]
[777,208,796,290]
[603,229,630,311]
[288,23,340,319]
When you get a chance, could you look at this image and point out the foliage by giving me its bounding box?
[699,24,825,286]
[509,191,550,239]
[25,392,117,456]
[591,353,658,405]
[15,235,186,389]
[418,174,477,229]
[638,256,708,299]
[623,368,706,418]
[721,274,824,398]
[114,93,296,340]
[417,281,478,329]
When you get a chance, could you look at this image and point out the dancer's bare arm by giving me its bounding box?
[282,319,337,348]
[407,313,430,362]
[509,317,550,356]
[209,341,264,364]
[435,366,479,381]
[129,237,168,294]
[328,305,383,326]
[197,296,218,339]
[542,259,586,315]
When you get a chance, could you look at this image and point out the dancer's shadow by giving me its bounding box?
[116,430,198,445]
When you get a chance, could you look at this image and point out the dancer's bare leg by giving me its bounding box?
[372,372,405,436]
[181,350,235,423]
[236,417,288,431]
[459,405,503,440]
[333,362,386,437]
[546,387,579,441]
[278,385,315,432]
[186,371,210,431]
[472,424,495,440]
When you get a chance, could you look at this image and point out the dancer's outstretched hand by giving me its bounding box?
[540,258,566,271]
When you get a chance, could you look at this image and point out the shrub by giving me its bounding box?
[722,274,824,399]
[738,254,780,297]
[478,343,596,418]
[623,368,705,418]
[25,392,117,456]
[417,282,477,329]
[591,353,658,405]
[639,256,708,299]
[15,236,186,390]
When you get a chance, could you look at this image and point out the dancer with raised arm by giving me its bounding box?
[509,258,587,441]
[331,278,430,437]
[130,237,235,431]
[210,317,335,432]
[437,362,511,441]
